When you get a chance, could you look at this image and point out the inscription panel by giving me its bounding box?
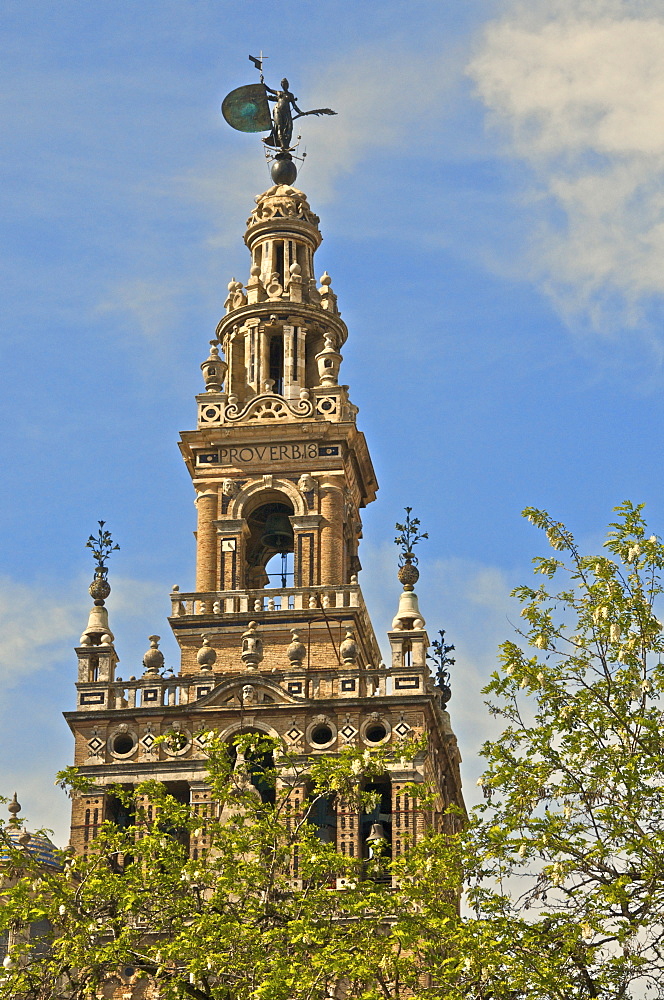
[197,443,340,466]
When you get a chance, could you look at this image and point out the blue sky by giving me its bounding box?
[2,0,664,844]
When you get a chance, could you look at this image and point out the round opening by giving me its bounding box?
[112,733,135,755]
[166,731,188,753]
[310,724,333,746]
[365,724,387,745]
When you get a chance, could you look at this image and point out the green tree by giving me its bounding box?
[0,735,464,1000]
[461,502,664,999]
[5,502,664,1000]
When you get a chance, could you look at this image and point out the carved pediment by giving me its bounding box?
[193,674,305,710]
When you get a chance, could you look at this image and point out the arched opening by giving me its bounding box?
[269,334,284,394]
[245,498,295,589]
[105,788,137,872]
[227,731,276,805]
[265,550,293,588]
[361,775,392,877]
[106,791,135,830]
[309,791,337,845]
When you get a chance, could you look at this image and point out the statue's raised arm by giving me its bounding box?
[263,77,336,152]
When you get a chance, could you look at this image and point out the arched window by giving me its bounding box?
[227,731,276,805]
[308,791,337,845]
[361,775,392,877]
[269,334,284,394]
[245,499,294,590]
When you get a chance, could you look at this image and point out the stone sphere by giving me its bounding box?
[197,637,217,670]
[398,561,419,589]
[271,156,297,186]
[143,636,164,673]
[287,634,306,664]
[89,576,111,602]
[339,630,358,664]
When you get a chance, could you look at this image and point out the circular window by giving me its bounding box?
[108,728,138,758]
[365,724,387,744]
[162,727,192,756]
[311,724,333,746]
[306,719,337,750]
[112,733,135,755]
[361,718,391,746]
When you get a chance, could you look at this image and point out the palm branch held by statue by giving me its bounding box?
[262,77,336,152]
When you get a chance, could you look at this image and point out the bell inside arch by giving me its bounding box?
[260,512,294,553]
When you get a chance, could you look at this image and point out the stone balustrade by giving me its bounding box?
[170,583,363,618]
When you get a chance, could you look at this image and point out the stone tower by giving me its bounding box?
[64,180,464,865]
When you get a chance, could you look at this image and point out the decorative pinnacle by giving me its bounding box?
[86,521,119,606]
[427,629,455,707]
[394,507,428,567]
[7,792,20,827]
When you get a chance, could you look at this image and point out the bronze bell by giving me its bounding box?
[260,512,293,552]
[366,821,388,844]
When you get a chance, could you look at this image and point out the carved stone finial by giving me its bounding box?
[287,629,306,667]
[339,629,358,666]
[241,621,264,670]
[143,635,164,675]
[201,343,227,393]
[8,792,20,827]
[197,634,217,672]
[397,557,419,591]
[315,334,342,387]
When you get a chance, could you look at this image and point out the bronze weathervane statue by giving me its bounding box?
[221,54,336,184]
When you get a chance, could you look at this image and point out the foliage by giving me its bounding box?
[462,502,664,999]
[0,736,464,1000]
[5,502,664,999]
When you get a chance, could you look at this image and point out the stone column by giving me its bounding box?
[320,480,345,585]
[283,324,294,395]
[195,489,218,593]
[291,514,323,588]
[260,324,271,391]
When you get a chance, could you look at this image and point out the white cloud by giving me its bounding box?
[97,278,186,344]
[468,0,664,334]
[0,576,79,685]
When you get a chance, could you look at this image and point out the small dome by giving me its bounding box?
[2,829,63,870]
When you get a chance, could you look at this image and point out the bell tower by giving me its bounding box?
[177,182,380,675]
[65,174,464,864]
